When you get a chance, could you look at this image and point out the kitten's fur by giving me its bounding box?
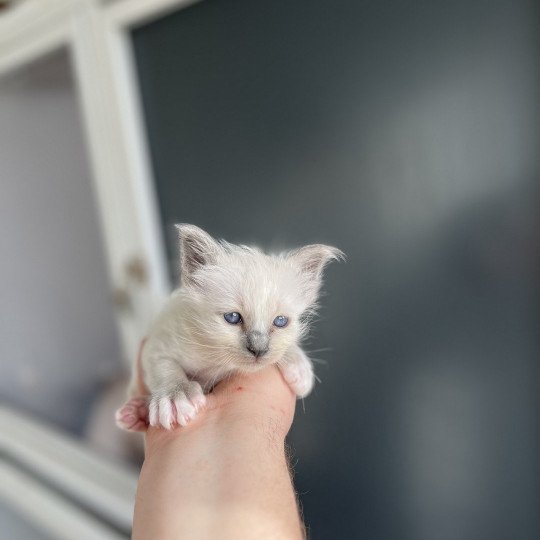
[116,224,342,430]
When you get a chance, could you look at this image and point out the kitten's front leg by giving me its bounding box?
[279,345,315,398]
[145,357,206,429]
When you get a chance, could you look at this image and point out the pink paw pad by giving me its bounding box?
[115,397,149,432]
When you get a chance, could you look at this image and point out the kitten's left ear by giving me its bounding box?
[288,244,344,304]
[176,224,221,285]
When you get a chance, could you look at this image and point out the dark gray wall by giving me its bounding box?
[132,1,539,538]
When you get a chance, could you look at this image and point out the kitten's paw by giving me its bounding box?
[148,381,206,429]
[280,360,315,398]
[115,397,149,432]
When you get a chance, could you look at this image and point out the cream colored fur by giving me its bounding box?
[137,224,342,429]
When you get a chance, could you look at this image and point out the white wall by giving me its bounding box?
[0,48,122,433]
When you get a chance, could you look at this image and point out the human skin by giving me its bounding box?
[132,366,305,540]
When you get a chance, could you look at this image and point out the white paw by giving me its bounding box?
[148,381,206,429]
[281,360,315,398]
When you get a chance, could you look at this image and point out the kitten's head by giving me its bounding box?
[177,224,343,372]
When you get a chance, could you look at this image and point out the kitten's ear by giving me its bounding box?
[176,224,220,283]
[288,244,344,304]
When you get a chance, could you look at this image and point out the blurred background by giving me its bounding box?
[0,0,538,539]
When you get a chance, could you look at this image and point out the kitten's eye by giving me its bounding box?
[273,315,289,328]
[224,312,242,324]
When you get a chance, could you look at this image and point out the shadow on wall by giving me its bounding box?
[292,179,540,539]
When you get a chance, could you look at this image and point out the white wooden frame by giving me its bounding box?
[0,405,138,539]
[0,1,199,536]
[0,0,199,363]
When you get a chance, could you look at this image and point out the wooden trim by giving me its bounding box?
[105,0,201,28]
[0,0,200,361]
[0,0,73,75]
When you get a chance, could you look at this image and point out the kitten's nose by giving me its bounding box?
[246,331,269,358]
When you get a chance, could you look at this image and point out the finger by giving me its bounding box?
[208,366,296,416]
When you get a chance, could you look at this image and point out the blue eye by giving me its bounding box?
[273,315,289,328]
[224,312,242,324]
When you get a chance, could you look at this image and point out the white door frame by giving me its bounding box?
[0,0,199,364]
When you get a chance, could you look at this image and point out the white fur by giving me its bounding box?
[137,225,343,429]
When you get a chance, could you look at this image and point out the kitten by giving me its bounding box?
[116,224,342,430]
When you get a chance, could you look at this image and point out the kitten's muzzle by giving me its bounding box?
[245,330,269,358]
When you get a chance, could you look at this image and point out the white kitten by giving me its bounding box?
[116,224,342,430]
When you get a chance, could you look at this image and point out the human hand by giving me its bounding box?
[133,367,302,539]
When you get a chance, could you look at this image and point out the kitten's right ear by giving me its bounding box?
[288,243,344,305]
[176,224,220,284]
